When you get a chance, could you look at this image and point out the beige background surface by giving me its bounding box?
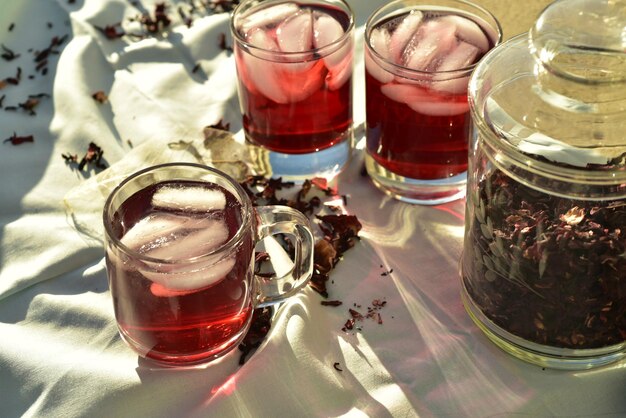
[474,0,554,39]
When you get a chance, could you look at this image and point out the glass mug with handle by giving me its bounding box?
[103,163,314,366]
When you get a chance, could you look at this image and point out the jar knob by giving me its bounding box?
[529,0,626,83]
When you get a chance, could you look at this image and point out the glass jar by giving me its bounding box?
[461,0,626,369]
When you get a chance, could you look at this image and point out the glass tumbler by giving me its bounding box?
[231,0,355,181]
[364,0,501,205]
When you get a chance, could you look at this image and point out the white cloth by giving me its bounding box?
[1,1,625,417]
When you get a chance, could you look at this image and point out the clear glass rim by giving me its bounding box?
[230,0,355,59]
[103,162,253,265]
[469,33,626,187]
[364,0,503,77]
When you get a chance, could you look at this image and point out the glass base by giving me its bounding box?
[247,132,352,182]
[460,277,626,370]
[365,153,466,205]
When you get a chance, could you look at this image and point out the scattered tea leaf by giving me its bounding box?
[95,23,126,40]
[61,152,78,163]
[208,119,230,131]
[238,306,273,365]
[91,90,108,103]
[238,174,363,361]
[1,44,20,61]
[63,142,108,172]
[3,132,34,145]
[218,32,232,53]
[18,97,40,116]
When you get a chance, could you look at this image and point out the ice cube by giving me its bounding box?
[313,12,350,80]
[402,19,457,71]
[437,41,479,72]
[313,12,345,50]
[145,219,230,260]
[120,212,216,254]
[389,10,423,64]
[279,59,326,101]
[439,15,490,52]
[408,100,469,116]
[150,282,198,297]
[246,27,280,51]
[429,41,478,94]
[322,35,351,69]
[316,14,353,92]
[365,50,394,84]
[380,83,430,105]
[275,10,316,73]
[365,27,394,84]
[242,29,290,103]
[239,2,300,33]
[428,74,471,95]
[276,10,313,53]
[325,48,352,90]
[281,59,316,74]
[136,218,237,293]
[245,27,323,103]
[152,186,226,212]
[381,83,468,116]
[369,26,392,61]
[146,256,237,295]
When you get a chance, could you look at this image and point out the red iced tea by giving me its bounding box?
[106,180,254,365]
[233,2,353,154]
[365,10,497,180]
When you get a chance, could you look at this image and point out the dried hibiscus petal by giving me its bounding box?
[1,44,20,61]
[314,239,337,274]
[92,91,108,103]
[463,169,626,350]
[95,24,125,39]
[238,306,273,365]
[18,98,40,116]
[3,132,34,145]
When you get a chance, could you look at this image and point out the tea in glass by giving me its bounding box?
[231,0,355,180]
[103,163,314,366]
[364,0,501,204]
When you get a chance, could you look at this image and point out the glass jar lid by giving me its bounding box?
[469,0,626,197]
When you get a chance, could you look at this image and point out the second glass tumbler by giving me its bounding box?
[364,0,501,205]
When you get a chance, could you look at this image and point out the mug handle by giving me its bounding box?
[254,205,314,307]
